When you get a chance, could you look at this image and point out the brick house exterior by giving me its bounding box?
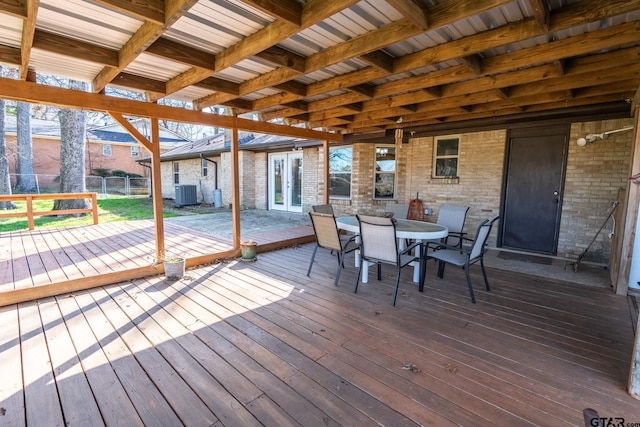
[5,116,187,190]
[157,118,633,267]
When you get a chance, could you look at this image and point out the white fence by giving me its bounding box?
[9,174,150,196]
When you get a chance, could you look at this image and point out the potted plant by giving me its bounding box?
[163,255,186,279]
[240,239,257,261]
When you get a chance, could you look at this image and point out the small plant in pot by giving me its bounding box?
[163,254,186,279]
[240,239,257,261]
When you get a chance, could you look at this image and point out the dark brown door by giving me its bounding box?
[500,125,568,254]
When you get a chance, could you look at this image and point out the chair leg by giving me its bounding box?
[354,257,363,294]
[377,262,382,281]
[307,245,319,277]
[418,255,427,293]
[392,267,401,306]
[464,263,476,304]
[437,261,446,278]
[480,257,490,291]
[335,250,346,286]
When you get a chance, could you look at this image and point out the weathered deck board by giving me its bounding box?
[2,231,640,426]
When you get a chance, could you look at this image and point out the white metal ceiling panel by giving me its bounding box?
[0,14,22,49]
[38,0,141,49]
[125,53,192,81]
[29,49,104,82]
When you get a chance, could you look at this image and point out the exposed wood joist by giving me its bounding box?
[92,0,200,93]
[19,0,38,80]
[241,0,302,27]
[93,0,165,25]
[386,0,429,30]
[0,78,341,141]
[32,29,119,67]
[112,72,166,95]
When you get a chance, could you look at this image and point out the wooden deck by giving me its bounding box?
[0,219,314,294]
[1,234,639,426]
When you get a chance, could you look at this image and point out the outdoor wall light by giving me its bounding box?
[576,125,633,146]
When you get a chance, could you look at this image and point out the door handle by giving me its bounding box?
[553,190,559,203]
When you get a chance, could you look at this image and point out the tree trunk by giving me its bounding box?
[54,80,88,213]
[16,101,38,192]
[0,98,17,209]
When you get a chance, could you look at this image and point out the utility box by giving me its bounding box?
[175,185,197,207]
[213,188,222,208]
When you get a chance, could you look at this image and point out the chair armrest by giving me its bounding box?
[399,241,422,256]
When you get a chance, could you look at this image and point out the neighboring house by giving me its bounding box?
[4,116,189,190]
[146,117,634,280]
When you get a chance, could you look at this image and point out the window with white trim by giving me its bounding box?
[374,145,396,199]
[102,144,112,156]
[131,145,139,157]
[202,158,208,177]
[329,146,351,198]
[433,136,460,178]
[173,162,179,184]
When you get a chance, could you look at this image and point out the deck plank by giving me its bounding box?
[3,224,640,426]
[0,305,25,426]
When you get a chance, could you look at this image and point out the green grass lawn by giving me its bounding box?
[0,195,181,232]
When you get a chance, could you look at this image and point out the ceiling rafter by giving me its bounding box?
[32,29,119,67]
[19,0,38,80]
[92,0,200,93]
[92,0,165,25]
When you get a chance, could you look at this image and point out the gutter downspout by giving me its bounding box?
[200,154,218,189]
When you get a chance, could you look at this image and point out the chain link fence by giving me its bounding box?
[9,174,150,196]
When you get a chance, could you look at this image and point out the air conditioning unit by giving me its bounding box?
[175,184,198,207]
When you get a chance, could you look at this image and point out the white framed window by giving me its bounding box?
[202,158,208,177]
[433,136,460,178]
[102,144,112,156]
[329,146,351,198]
[131,145,139,157]
[374,145,396,199]
[173,162,179,184]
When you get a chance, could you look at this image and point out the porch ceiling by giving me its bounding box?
[0,0,639,138]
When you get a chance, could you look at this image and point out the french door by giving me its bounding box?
[269,152,303,212]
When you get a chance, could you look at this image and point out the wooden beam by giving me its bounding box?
[273,80,307,96]
[240,0,302,27]
[460,54,483,74]
[32,29,119,67]
[91,0,165,25]
[109,112,153,152]
[348,84,375,98]
[0,0,26,18]
[93,0,199,93]
[359,50,395,73]
[112,72,166,94]
[386,0,429,30]
[193,77,240,95]
[231,126,241,248]
[19,0,38,80]
[255,45,305,72]
[528,0,550,32]
[0,45,21,66]
[146,37,215,70]
[166,0,360,97]
[150,118,166,262]
[0,78,342,141]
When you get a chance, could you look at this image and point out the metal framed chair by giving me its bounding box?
[307,212,359,286]
[355,215,423,305]
[384,203,409,219]
[423,216,498,303]
[434,204,470,248]
[312,204,335,215]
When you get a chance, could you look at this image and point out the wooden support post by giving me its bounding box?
[26,195,34,230]
[231,125,241,248]
[150,118,166,262]
[323,140,329,204]
[627,86,640,398]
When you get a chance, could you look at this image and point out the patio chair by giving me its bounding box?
[423,217,497,303]
[307,212,360,286]
[384,203,409,219]
[355,215,423,306]
[434,204,470,248]
[312,204,335,215]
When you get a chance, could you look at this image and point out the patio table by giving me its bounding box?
[336,216,448,283]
